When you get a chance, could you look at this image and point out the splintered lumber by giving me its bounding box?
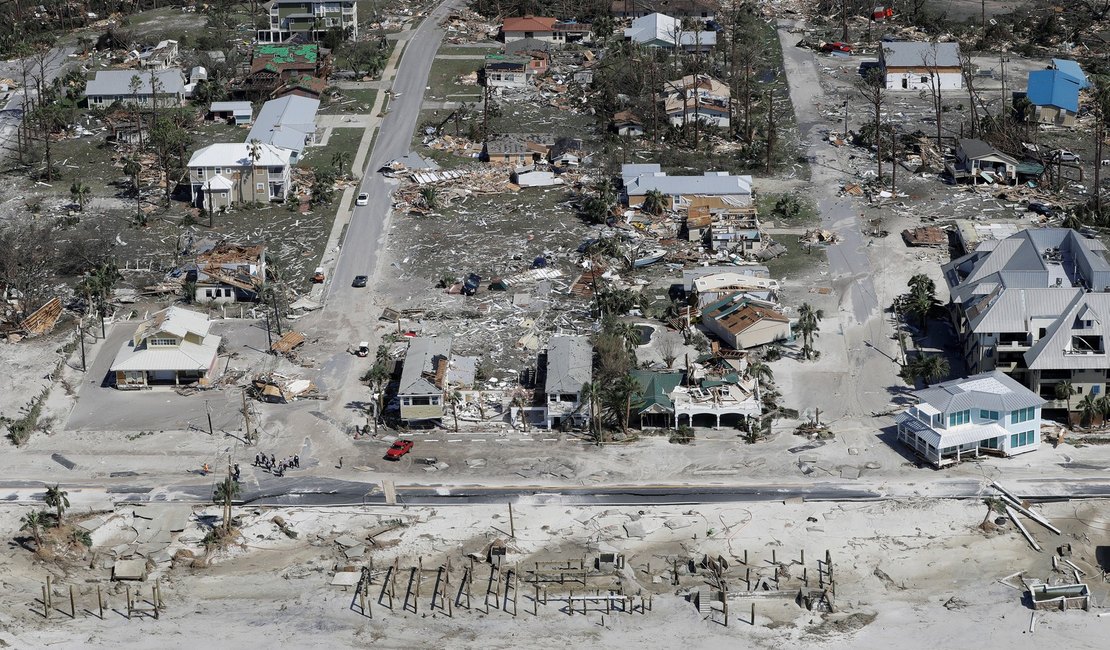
[271,331,306,354]
[19,297,62,335]
[1005,505,1042,552]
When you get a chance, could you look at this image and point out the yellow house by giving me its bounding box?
[398,336,452,423]
[110,306,221,389]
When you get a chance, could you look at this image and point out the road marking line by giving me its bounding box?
[542,438,557,441]
[472,439,485,442]
[495,439,508,443]
[425,439,439,442]
[447,439,462,443]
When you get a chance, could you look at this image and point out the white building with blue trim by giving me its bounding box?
[895,370,1045,467]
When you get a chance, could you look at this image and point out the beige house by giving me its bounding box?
[110,306,221,389]
[700,293,789,350]
[187,143,293,209]
[398,336,452,423]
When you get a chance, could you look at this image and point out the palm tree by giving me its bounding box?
[1054,381,1075,422]
[331,150,351,175]
[907,273,935,297]
[794,303,823,360]
[604,318,641,354]
[580,380,603,443]
[747,360,773,386]
[70,181,91,211]
[914,355,950,387]
[907,288,938,334]
[448,389,463,432]
[1078,393,1102,428]
[511,392,530,433]
[122,157,144,225]
[641,188,666,216]
[419,186,439,209]
[21,510,46,548]
[247,138,263,205]
[213,476,240,535]
[43,484,69,524]
[607,374,643,437]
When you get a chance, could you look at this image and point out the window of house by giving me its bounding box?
[204,289,214,297]
[412,396,431,406]
[1010,430,1035,447]
[256,182,265,191]
[1010,407,1036,424]
[948,410,970,426]
[148,337,177,346]
[197,169,206,179]
[400,397,411,406]
[979,409,999,421]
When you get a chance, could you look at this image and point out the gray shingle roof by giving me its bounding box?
[246,95,319,154]
[1025,293,1110,370]
[85,68,186,97]
[881,41,961,68]
[958,138,1017,164]
[544,335,592,394]
[621,164,753,198]
[914,370,1044,413]
[398,336,452,396]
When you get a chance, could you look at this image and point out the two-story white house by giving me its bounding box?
[895,370,1045,467]
[258,0,358,42]
[542,335,592,429]
[187,143,293,210]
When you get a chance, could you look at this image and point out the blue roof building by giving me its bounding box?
[1025,70,1080,126]
[1051,58,1089,89]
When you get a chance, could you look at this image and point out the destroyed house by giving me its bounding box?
[239,44,327,97]
[259,0,358,43]
[622,163,753,209]
[895,370,1044,467]
[879,41,962,91]
[190,243,267,304]
[110,306,221,389]
[246,95,320,162]
[484,54,536,88]
[398,336,452,422]
[272,74,327,100]
[611,110,644,137]
[700,293,789,350]
[542,335,592,429]
[501,15,559,43]
[84,68,186,108]
[483,134,551,165]
[942,228,1110,421]
[610,0,717,19]
[948,138,1019,185]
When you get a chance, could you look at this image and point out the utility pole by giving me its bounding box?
[890,122,897,193]
[765,89,774,174]
[206,400,214,436]
[242,387,253,443]
[78,323,86,372]
[270,291,282,335]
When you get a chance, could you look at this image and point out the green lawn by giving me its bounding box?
[436,45,500,56]
[757,193,820,227]
[765,241,826,279]
[300,127,364,173]
[320,88,378,115]
[425,58,483,102]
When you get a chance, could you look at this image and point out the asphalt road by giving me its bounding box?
[0,47,76,161]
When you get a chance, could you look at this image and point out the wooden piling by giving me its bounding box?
[42,585,49,619]
[801,549,805,565]
[97,585,103,619]
[772,549,776,565]
[746,567,750,590]
[70,585,76,619]
[751,602,756,626]
[743,549,748,565]
[512,566,519,616]
[125,586,132,620]
[415,558,422,614]
[568,589,573,616]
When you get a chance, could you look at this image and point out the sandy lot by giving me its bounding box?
[1,498,1106,649]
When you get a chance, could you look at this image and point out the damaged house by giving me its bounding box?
[541,335,592,430]
[246,94,320,163]
[622,163,753,210]
[947,138,1019,185]
[187,142,293,209]
[258,0,358,43]
[110,306,221,389]
[398,336,452,424]
[188,242,267,304]
[943,228,1110,422]
[661,74,730,129]
[484,54,541,88]
[238,43,329,99]
[879,41,962,91]
[700,293,790,350]
[624,12,715,51]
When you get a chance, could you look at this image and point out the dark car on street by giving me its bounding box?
[352,275,368,287]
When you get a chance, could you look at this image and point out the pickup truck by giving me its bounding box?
[384,439,414,460]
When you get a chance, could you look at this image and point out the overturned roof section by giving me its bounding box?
[398,336,452,396]
[544,335,592,394]
[1051,58,1089,89]
[913,370,1044,413]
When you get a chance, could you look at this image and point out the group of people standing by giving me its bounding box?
[254,453,299,477]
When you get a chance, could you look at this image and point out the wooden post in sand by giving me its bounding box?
[69,585,76,619]
[125,586,132,620]
[97,585,104,619]
[42,585,49,619]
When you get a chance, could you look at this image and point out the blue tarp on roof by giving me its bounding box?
[1051,58,1089,89]
[1026,70,1080,113]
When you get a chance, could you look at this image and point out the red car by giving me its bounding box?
[821,42,853,53]
[385,439,413,460]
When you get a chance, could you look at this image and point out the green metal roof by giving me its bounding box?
[631,370,683,413]
[255,43,319,64]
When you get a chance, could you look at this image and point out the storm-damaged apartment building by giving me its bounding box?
[943,228,1110,423]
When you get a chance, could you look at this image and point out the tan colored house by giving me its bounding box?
[110,306,221,389]
[187,143,293,209]
[398,336,452,423]
[700,293,789,350]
